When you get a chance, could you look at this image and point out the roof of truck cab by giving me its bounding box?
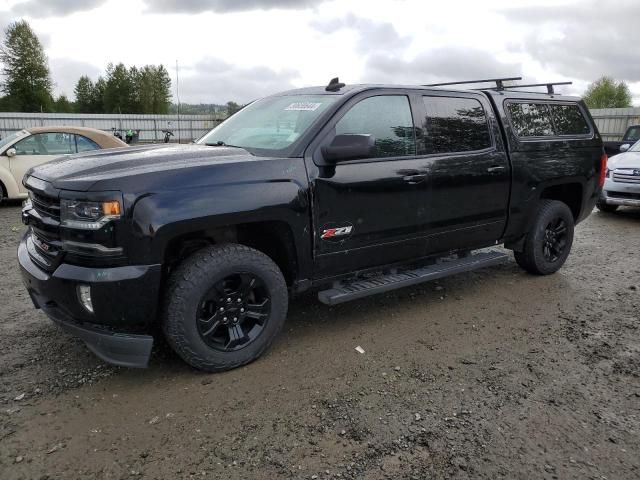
[275,84,581,102]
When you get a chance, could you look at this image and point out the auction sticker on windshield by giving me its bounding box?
[285,102,322,111]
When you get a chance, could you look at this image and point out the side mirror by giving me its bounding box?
[5,147,16,157]
[620,143,631,153]
[321,134,376,163]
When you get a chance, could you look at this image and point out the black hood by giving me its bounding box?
[27,144,258,191]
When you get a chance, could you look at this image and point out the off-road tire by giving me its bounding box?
[163,243,288,372]
[596,201,618,213]
[514,200,575,275]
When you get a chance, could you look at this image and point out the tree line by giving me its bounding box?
[74,63,172,114]
[0,20,172,114]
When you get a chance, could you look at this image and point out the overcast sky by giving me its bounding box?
[1,0,638,105]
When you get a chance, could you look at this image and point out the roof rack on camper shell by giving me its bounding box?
[423,77,523,90]
[421,77,572,94]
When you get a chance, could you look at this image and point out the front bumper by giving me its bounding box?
[18,234,162,368]
[601,177,640,207]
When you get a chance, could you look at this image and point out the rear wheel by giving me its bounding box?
[596,200,618,213]
[514,200,575,275]
[163,243,288,372]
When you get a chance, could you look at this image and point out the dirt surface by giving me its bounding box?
[1,201,638,480]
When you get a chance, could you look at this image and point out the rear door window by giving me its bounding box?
[422,96,492,153]
[75,135,101,152]
[548,104,590,135]
[335,95,416,158]
[507,103,554,137]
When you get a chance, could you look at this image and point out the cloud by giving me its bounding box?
[11,0,108,18]
[364,47,521,86]
[177,57,299,104]
[311,14,411,54]
[144,0,324,14]
[49,58,102,98]
[500,0,640,82]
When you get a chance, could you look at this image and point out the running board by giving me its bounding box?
[318,251,508,306]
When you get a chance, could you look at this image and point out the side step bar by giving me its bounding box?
[318,251,508,306]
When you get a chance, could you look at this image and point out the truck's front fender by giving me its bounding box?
[128,180,312,279]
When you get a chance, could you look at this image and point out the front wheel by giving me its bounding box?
[514,200,575,275]
[163,244,288,372]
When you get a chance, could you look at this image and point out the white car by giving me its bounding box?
[598,140,640,212]
[0,126,127,202]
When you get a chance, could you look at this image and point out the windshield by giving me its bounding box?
[0,130,28,152]
[197,95,339,153]
[628,140,640,152]
[623,126,640,143]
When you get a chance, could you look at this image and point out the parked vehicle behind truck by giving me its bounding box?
[0,127,127,203]
[603,124,640,157]
[18,77,606,371]
[598,139,640,212]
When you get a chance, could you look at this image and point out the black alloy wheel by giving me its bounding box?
[541,218,568,263]
[514,199,575,275]
[163,243,288,372]
[197,273,271,352]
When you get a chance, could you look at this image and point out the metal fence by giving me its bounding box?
[2,108,639,144]
[0,112,223,143]
[590,107,640,142]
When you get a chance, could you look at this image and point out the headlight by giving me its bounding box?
[61,199,122,230]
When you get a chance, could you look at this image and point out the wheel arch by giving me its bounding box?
[162,220,300,288]
[0,167,20,199]
[130,181,313,290]
[506,181,583,252]
[539,182,583,221]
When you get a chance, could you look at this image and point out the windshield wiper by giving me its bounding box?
[205,141,243,148]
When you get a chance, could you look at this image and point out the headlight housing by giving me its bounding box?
[61,199,122,230]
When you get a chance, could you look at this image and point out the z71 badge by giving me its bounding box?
[321,223,354,241]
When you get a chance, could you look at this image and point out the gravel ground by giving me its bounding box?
[0,202,638,480]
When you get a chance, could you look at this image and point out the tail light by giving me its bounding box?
[598,153,608,188]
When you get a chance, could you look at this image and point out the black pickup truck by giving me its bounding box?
[18,78,606,371]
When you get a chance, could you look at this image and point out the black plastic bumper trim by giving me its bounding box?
[42,304,154,369]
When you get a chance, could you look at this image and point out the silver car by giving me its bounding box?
[598,140,640,212]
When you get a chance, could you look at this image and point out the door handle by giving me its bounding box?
[487,166,506,173]
[402,174,426,184]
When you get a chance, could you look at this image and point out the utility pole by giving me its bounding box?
[176,59,181,144]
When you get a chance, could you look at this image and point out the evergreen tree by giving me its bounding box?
[93,77,106,113]
[0,20,53,112]
[152,65,172,114]
[103,63,134,113]
[74,75,95,113]
[226,101,241,116]
[0,95,17,111]
[53,94,74,113]
[128,66,142,113]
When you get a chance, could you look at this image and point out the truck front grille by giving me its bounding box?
[612,169,640,184]
[24,181,63,272]
[30,191,61,221]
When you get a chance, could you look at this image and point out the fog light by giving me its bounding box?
[77,285,94,313]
